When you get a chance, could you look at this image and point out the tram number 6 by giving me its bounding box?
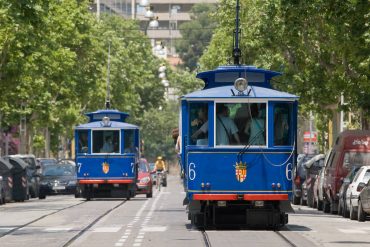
[286,163,292,181]
[188,163,196,181]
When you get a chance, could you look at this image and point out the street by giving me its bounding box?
[1,175,370,247]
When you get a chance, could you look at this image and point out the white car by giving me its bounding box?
[345,165,370,220]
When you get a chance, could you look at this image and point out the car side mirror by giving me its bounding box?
[357,182,366,192]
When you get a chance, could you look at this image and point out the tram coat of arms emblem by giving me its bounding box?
[235,162,247,182]
[102,162,110,174]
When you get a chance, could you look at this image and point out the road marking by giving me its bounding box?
[134,239,143,243]
[44,227,72,232]
[141,226,167,232]
[115,243,124,247]
[93,227,121,233]
[136,235,144,239]
[338,228,367,234]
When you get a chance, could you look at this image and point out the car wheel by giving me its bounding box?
[292,194,300,205]
[39,194,46,200]
[338,201,343,216]
[350,202,358,220]
[146,190,153,198]
[323,201,330,213]
[358,200,366,222]
[300,196,307,206]
[317,200,323,211]
[343,202,350,218]
[307,193,314,208]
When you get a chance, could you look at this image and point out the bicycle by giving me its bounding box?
[156,171,164,191]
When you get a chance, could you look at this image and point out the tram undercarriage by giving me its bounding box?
[76,183,136,200]
[188,200,291,229]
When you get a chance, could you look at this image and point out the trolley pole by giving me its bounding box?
[233,0,241,65]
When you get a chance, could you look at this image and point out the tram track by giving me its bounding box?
[0,200,87,238]
[274,230,298,247]
[201,229,212,247]
[63,200,126,247]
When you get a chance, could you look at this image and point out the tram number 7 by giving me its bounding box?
[188,163,196,181]
[285,163,292,181]
[77,163,82,173]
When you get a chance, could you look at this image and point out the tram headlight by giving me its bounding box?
[102,116,110,127]
[234,78,248,93]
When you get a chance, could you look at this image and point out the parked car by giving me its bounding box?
[338,166,361,217]
[292,154,314,205]
[38,162,77,199]
[345,165,370,220]
[323,130,370,213]
[7,154,41,198]
[303,154,325,207]
[37,158,57,172]
[136,158,153,198]
[149,163,156,185]
[0,176,4,204]
[357,178,370,221]
[0,157,13,203]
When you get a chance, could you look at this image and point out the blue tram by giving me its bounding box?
[180,65,298,228]
[74,109,139,200]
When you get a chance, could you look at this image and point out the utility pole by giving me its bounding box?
[97,0,100,19]
[131,0,136,19]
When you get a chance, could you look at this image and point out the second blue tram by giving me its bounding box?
[74,109,139,200]
[181,65,298,228]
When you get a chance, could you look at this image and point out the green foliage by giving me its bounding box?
[175,3,217,71]
[0,0,166,156]
[200,0,370,132]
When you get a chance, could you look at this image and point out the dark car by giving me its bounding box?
[136,159,153,198]
[39,162,77,199]
[292,154,314,205]
[303,154,325,207]
[338,166,361,218]
[357,178,370,221]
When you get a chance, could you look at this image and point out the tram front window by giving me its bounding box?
[274,103,293,146]
[216,103,266,146]
[124,129,136,153]
[189,103,209,146]
[92,130,120,153]
[77,130,88,153]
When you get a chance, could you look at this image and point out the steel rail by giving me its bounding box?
[0,201,87,238]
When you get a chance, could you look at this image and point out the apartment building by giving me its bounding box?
[94,0,217,55]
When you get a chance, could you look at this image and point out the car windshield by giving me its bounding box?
[40,159,57,166]
[138,162,148,173]
[43,165,76,176]
[343,152,370,168]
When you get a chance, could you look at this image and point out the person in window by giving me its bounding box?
[234,104,251,144]
[78,133,88,153]
[216,104,240,145]
[191,106,208,145]
[244,104,265,145]
[100,136,114,153]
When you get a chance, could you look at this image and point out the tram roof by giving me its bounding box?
[75,121,139,129]
[182,85,298,100]
[196,65,282,89]
[85,109,129,123]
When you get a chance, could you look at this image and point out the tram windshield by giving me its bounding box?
[215,103,266,146]
[77,130,88,153]
[92,130,120,153]
[274,103,293,146]
[124,129,136,153]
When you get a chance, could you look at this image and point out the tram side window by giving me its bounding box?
[92,130,120,153]
[217,103,266,146]
[274,103,292,146]
[77,130,88,153]
[124,129,136,153]
[189,103,208,145]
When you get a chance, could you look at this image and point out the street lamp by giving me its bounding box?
[139,0,150,7]
[144,6,158,35]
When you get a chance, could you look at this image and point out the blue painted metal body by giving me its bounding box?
[180,65,298,202]
[74,110,139,184]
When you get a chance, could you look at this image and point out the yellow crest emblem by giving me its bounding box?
[235,162,247,182]
[102,162,110,174]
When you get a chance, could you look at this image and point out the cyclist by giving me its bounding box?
[154,156,167,188]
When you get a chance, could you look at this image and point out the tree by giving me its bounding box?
[175,3,217,71]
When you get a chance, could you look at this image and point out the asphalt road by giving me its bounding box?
[1,175,370,247]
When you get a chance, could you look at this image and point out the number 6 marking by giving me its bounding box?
[189,163,196,180]
[286,163,292,181]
